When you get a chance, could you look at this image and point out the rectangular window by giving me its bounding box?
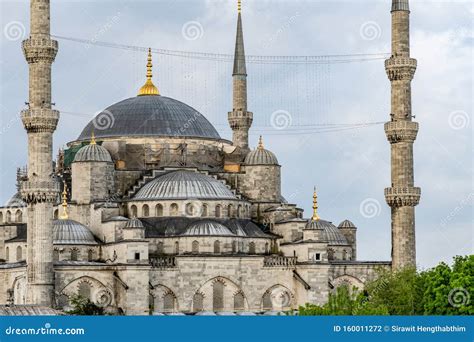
[134,252,140,260]
[315,253,321,261]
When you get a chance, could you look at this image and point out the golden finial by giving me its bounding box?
[138,48,160,96]
[90,130,96,145]
[59,181,69,220]
[238,0,242,13]
[258,135,264,150]
[312,186,320,221]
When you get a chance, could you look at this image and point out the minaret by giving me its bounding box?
[20,0,59,305]
[384,0,420,269]
[228,0,253,154]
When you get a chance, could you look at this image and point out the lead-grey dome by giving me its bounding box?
[305,219,348,245]
[124,217,144,229]
[5,192,26,208]
[53,219,98,245]
[338,220,357,229]
[182,220,234,236]
[73,143,112,163]
[77,96,220,141]
[244,138,278,165]
[134,170,236,200]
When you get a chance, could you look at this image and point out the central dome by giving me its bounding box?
[77,95,221,141]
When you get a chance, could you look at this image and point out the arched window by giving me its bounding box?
[193,293,204,312]
[328,249,335,261]
[6,211,11,223]
[163,293,175,313]
[16,246,22,261]
[130,205,137,217]
[192,241,199,254]
[15,210,22,223]
[186,203,195,216]
[88,249,94,262]
[262,291,272,310]
[53,209,58,220]
[202,204,208,217]
[157,242,164,255]
[5,247,9,262]
[53,249,60,261]
[265,242,269,255]
[342,250,347,261]
[170,203,179,216]
[232,241,237,253]
[142,204,149,217]
[213,280,224,311]
[174,241,179,255]
[155,204,163,217]
[0,212,3,223]
[78,282,91,300]
[227,204,233,218]
[237,205,242,218]
[234,292,245,311]
[71,248,79,261]
[214,240,221,254]
[249,242,256,254]
[215,205,221,218]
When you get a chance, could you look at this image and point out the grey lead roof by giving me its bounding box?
[4,192,26,208]
[134,170,236,200]
[392,0,409,11]
[233,13,247,76]
[77,95,221,141]
[73,143,112,163]
[53,219,98,245]
[305,219,348,245]
[183,220,234,237]
[244,148,279,165]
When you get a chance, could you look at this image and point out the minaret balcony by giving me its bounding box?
[21,109,60,133]
[385,57,417,81]
[384,121,418,143]
[228,110,253,129]
[22,38,58,63]
[384,186,421,207]
[21,180,60,204]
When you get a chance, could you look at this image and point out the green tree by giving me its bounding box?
[67,295,105,316]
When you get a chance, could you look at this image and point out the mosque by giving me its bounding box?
[0,0,419,315]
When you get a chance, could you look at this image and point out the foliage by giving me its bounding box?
[299,255,473,316]
[66,295,105,316]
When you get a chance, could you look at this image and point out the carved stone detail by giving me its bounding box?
[385,57,417,81]
[21,109,60,133]
[385,121,419,143]
[384,186,421,207]
[22,38,58,64]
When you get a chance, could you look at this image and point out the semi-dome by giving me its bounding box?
[53,219,98,245]
[338,219,357,229]
[244,136,278,165]
[5,192,26,208]
[124,217,144,229]
[77,96,220,142]
[305,219,348,245]
[182,220,234,236]
[73,142,112,163]
[134,170,236,200]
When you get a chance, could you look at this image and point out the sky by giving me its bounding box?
[0,0,472,269]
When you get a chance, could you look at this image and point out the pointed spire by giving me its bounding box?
[312,187,320,221]
[59,181,69,220]
[233,0,247,76]
[90,130,96,145]
[138,48,160,96]
[258,135,264,150]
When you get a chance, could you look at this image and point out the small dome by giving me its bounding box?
[244,137,278,165]
[182,220,234,236]
[5,192,26,208]
[338,220,357,229]
[53,219,98,245]
[305,219,348,245]
[74,143,112,163]
[124,217,144,229]
[134,170,236,200]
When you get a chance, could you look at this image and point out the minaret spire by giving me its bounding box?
[228,0,253,155]
[20,0,60,306]
[385,0,420,269]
